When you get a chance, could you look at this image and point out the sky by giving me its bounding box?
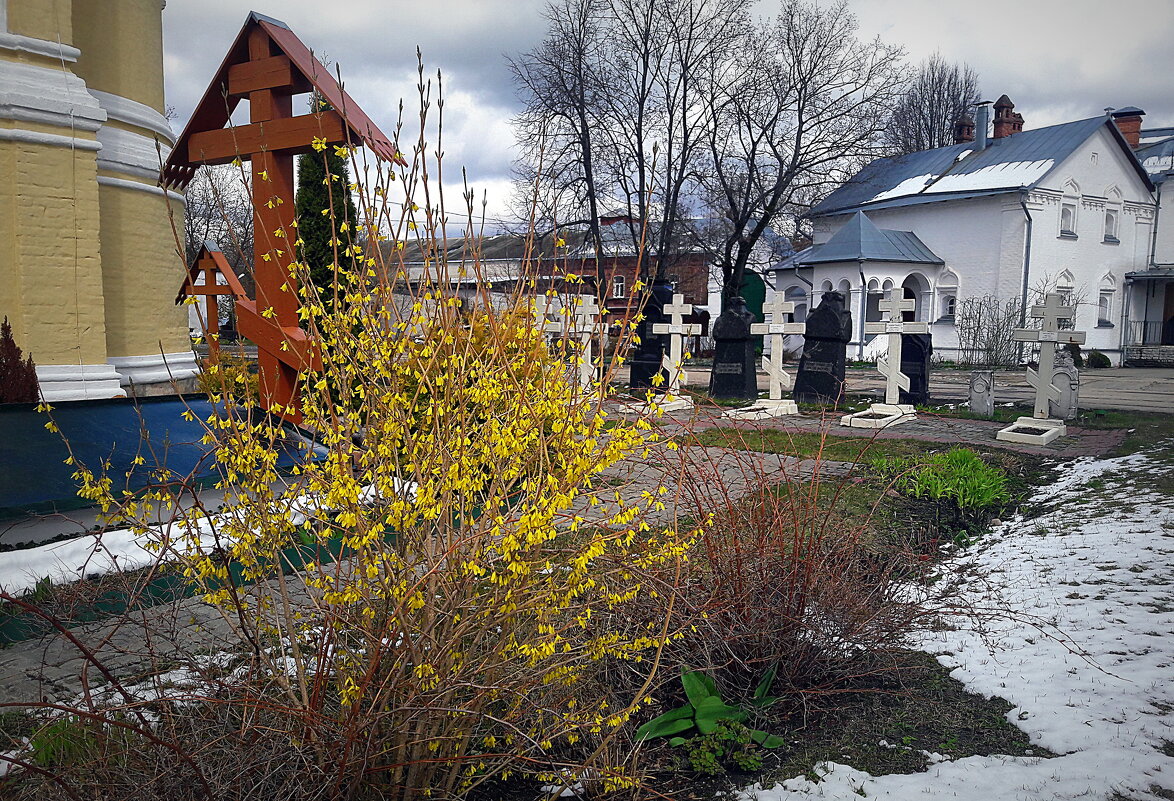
[161,0,1174,229]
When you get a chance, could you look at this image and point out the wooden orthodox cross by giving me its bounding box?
[1013,293,1085,419]
[750,293,805,401]
[652,294,701,398]
[176,241,249,360]
[163,13,399,423]
[864,292,929,405]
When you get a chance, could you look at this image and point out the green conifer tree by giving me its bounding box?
[295,106,359,292]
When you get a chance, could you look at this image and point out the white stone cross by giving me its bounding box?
[863,291,929,405]
[652,294,701,396]
[569,294,601,390]
[530,296,566,336]
[1012,293,1086,419]
[750,293,806,401]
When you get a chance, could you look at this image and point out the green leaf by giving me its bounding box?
[749,729,784,749]
[681,670,718,706]
[668,737,687,747]
[694,697,746,733]
[635,706,696,741]
[752,664,778,705]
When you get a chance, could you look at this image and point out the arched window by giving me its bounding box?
[936,268,960,322]
[1060,179,1080,238]
[611,274,626,299]
[784,286,807,323]
[1104,187,1122,243]
[1104,209,1119,241]
[865,278,882,324]
[1098,274,1116,327]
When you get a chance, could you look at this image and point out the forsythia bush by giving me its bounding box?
[70,186,694,800]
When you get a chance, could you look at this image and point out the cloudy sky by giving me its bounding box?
[162,0,1174,228]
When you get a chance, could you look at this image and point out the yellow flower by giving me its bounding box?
[311,136,327,152]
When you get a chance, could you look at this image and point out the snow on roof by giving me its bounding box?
[812,115,1150,217]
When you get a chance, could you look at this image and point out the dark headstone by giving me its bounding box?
[708,297,758,399]
[629,279,675,390]
[898,333,932,406]
[793,291,852,406]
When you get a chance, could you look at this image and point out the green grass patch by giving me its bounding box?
[688,427,931,464]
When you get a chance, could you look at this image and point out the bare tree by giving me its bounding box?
[511,0,745,278]
[510,0,610,260]
[883,52,980,156]
[699,0,904,304]
[182,164,254,293]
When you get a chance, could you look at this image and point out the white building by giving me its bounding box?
[770,99,1173,365]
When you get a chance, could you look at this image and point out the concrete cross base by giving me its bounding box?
[840,403,916,429]
[996,416,1067,445]
[617,393,694,417]
[644,394,694,415]
[725,398,800,419]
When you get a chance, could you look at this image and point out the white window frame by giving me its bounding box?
[611,274,626,299]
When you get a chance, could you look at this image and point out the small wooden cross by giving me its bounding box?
[652,294,701,396]
[177,241,249,360]
[751,293,805,400]
[863,291,929,405]
[1012,293,1086,419]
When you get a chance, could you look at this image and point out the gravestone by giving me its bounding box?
[709,297,759,400]
[793,291,852,405]
[969,370,995,417]
[1050,364,1079,420]
[629,279,675,390]
[997,293,1085,445]
[899,333,933,406]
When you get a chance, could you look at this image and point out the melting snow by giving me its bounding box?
[741,448,1174,800]
[866,160,1055,205]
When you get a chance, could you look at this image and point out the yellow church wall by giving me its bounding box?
[95,179,190,360]
[72,0,166,115]
[6,0,73,45]
[0,136,109,367]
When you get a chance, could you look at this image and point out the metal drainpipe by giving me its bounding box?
[858,260,868,360]
[1017,190,1034,363]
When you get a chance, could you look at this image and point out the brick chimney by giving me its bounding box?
[992,95,1024,139]
[953,113,975,144]
[1110,106,1145,148]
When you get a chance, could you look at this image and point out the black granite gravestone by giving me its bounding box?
[709,296,758,399]
[898,333,932,406]
[629,279,675,390]
[793,291,852,406]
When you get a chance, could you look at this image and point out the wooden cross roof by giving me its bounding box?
[161,11,399,189]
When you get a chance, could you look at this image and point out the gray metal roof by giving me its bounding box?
[811,116,1153,217]
[797,212,944,265]
[1136,135,1174,185]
